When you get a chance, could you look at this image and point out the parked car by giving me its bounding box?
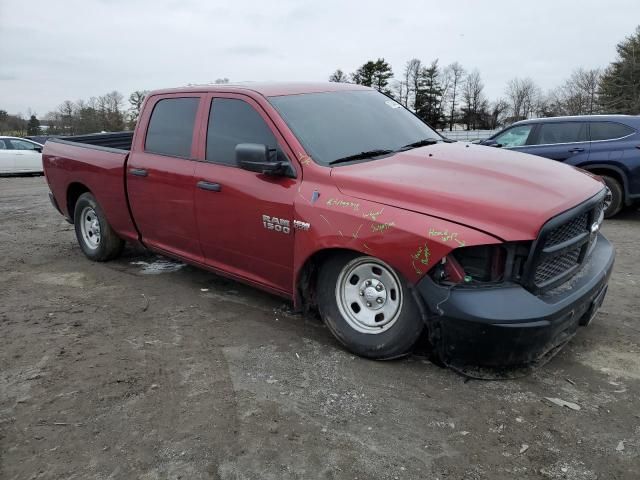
[481,115,640,217]
[0,136,44,174]
[42,83,614,368]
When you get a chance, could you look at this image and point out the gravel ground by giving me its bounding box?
[1,176,639,479]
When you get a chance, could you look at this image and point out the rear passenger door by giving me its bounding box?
[127,94,205,263]
[587,121,636,165]
[193,94,298,295]
[524,121,590,164]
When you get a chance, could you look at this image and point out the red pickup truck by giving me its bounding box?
[43,82,615,367]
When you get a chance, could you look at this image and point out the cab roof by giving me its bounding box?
[148,82,370,98]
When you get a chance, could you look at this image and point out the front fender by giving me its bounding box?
[291,182,502,294]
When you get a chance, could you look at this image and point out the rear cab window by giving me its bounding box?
[145,97,200,157]
[533,122,588,145]
[589,122,635,141]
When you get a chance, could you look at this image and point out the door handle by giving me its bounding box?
[197,180,221,192]
[129,168,148,177]
[568,147,585,153]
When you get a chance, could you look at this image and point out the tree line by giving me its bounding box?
[0,90,150,136]
[329,26,640,131]
[1,27,638,137]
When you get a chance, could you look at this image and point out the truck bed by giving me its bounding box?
[49,131,134,152]
[43,133,139,243]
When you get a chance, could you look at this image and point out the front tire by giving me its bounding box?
[317,252,424,359]
[73,192,124,261]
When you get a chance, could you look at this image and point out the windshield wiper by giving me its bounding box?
[328,149,395,166]
[398,138,442,151]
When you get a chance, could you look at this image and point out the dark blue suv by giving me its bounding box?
[482,115,640,217]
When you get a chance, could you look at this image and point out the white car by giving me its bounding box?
[0,136,44,174]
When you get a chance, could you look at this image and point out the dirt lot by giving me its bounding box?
[1,176,639,479]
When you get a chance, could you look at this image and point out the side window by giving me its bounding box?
[145,97,199,157]
[206,98,286,166]
[494,125,533,148]
[9,139,39,150]
[0,140,7,150]
[590,122,635,141]
[536,122,587,145]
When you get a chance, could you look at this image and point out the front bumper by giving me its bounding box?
[417,234,615,367]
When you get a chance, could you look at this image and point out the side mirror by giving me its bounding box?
[34,146,43,153]
[236,143,286,176]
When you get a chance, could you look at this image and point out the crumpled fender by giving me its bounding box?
[291,182,501,297]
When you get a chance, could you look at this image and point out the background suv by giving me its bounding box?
[482,115,640,217]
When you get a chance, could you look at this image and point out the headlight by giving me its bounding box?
[430,242,531,286]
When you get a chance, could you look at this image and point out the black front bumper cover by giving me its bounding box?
[416,234,615,367]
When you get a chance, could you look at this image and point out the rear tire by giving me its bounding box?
[317,252,424,359]
[73,192,124,261]
[602,175,623,218]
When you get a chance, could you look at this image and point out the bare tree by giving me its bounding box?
[437,67,453,130]
[328,69,348,83]
[461,70,486,130]
[445,62,465,131]
[58,100,76,134]
[489,99,510,129]
[392,79,408,105]
[128,90,150,127]
[505,78,540,122]
[403,58,422,110]
[552,68,601,115]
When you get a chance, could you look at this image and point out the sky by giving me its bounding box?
[1,0,639,116]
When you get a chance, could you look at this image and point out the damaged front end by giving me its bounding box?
[417,191,615,369]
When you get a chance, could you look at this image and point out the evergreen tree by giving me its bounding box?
[27,115,41,135]
[415,60,444,127]
[599,26,640,114]
[352,58,393,95]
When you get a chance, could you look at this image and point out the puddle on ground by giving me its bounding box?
[130,258,186,275]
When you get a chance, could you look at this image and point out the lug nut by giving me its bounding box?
[365,280,371,286]
[359,290,364,296]
[376,297,384,304]
[366,302,372,307]
[376,284,383,291]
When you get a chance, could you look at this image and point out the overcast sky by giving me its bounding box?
[1,0,638,116]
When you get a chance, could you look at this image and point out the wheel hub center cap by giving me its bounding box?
[364,287,378,302]
[361,279,386,310]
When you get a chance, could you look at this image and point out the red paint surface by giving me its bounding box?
[43,84,605,304]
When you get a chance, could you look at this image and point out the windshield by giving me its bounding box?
[269,90,441,166]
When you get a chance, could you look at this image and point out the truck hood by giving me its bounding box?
[331,142,603,241]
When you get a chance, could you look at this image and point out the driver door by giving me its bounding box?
[7,139,42,172]
[193,94,298,295]
[487,124,536,152]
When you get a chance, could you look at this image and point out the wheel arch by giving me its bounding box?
[66,182,91,223]
[580,164,629,203]
[295,247,363,311]
[294,247,430,326]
